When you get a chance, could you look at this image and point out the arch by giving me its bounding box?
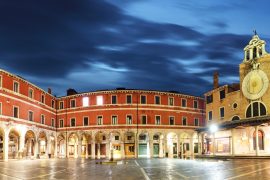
[38,131,47,156]
[95,131,107,143]
[124,131,135,158]
[153,132,164,141]
[246,101,267,118]
[24,130,36,158]
[8,129,20,159]
[0,128,4,159]
[81,133,90,158]
[253,130,264,150]
[94,131,107,158]
[232,116,240,121]
[57,134,65,158]
[68,133,79,157]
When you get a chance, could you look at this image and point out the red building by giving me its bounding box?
[0,69,205,161]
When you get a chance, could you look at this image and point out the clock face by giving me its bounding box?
[242,70,269,100]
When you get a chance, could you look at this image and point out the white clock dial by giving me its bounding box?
[242,70,269,100]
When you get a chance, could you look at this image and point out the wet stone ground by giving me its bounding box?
[0,158,269,180]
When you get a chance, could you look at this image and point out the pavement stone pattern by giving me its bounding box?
[0,158,269,180]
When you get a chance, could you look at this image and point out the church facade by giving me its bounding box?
[0,69,204,161]
[200,34,270,156]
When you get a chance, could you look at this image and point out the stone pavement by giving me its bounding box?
[0,158,270,179]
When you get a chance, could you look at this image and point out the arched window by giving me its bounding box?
[231,116,240,121]
[246,50,250,60]
[253,130,264,150]
[246,102,266,118]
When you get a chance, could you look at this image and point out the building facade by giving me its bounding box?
[0,69,205,161]
[201,34,270,156]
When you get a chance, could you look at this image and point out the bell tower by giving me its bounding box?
[243,31,267,62]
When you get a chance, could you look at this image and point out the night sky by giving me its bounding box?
[1,0,270,97]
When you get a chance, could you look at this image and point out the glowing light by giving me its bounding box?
[209,124,218,133]
[97,96,103,105]
[82,97,89,107]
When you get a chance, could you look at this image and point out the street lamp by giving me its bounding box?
[209,124,218,133]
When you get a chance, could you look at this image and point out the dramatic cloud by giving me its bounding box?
[0,0,269,96]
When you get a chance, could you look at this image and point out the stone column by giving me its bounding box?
[97,143,100,159]
[34,139,39,158]
[231,129,235,156]
[190,138,194,159]
[85,143,89,159]
[149,140,153,158]
[78,139,82,158]
[19,135,25,159]
[159,139,163,158]
[3,131,9,161]
[197,133,201,155]
[121,142,125,159]
[54,137,58,158]
[91,142,95,159]
[255,126,259,156]
[47,139,51,158]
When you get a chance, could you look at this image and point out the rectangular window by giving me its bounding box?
[115,136,119,141]
[181,99,187,107]
[13,106,19,118]
[51,100,55,108]
[155,96,160,105]
[206,94,213,104]
[51,118,55,127]
[140,95,146,104]
[126,95,132,104]
[28,88,34,99]
[111,95,117,104]
[70,118,76,127]
[208,111,213,121]
[28,111,33,121]
[220,89,226,100]
[141,115,147,124]
[0,103,1,115]
[220,107,225,119]
[59,101,64,109]
[193,100,198,109]
[13,81,19,93]
[97,116,103,125]
[194,118,199,126]
[97,96,103,105]
[59,119,64,128]
[112,116,118,125]
[182,117,187,126]
[70,99,76,108]
[83,117,89,126]
[155,115,161,125]
[41,115,45,124]
[83,97,89,107]
[169,97,174,106]
[126,115,132,125]
[41,94,45,104]
[169,116,175,125]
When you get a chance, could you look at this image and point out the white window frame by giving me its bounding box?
[169,116,175,125]
[82,97,89,107]
[168,97,174,106]
[13,106,19,118]
[194,118,199,126]
[59,119,64,128]
[51,100,55,108]
[96,96,103,106]
[13,81,19,93]
[111,95,117,104]
[0,75,2,88]
[126,94,132,104]
[0,102,2,115]
[70,99,76,108]
[182,116,187,126]
[51,118,55,127]
[220,107,225,119]
[28,110,34,121]
[155,95,161,105]
[70,118,76,127]
[141,115,147,124]
[140,95,147,104]
[181,98,187,107]
[83,116,89,126]
[59,101,64,109]
[155,115,161,125]
[126,115,132,125]
[41,114,45,124]
[97,115,103,125]
[28,88,34,99]
[193,100,198,109]
[41,94,45,104]
[111,115,118,125]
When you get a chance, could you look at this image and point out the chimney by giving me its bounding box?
[48,88,52,94]
[213,71,219,89]
[67,88,78,96]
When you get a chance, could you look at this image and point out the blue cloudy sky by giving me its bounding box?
[0,0,269,96]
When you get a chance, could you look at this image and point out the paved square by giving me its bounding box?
[0,158,269,180]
